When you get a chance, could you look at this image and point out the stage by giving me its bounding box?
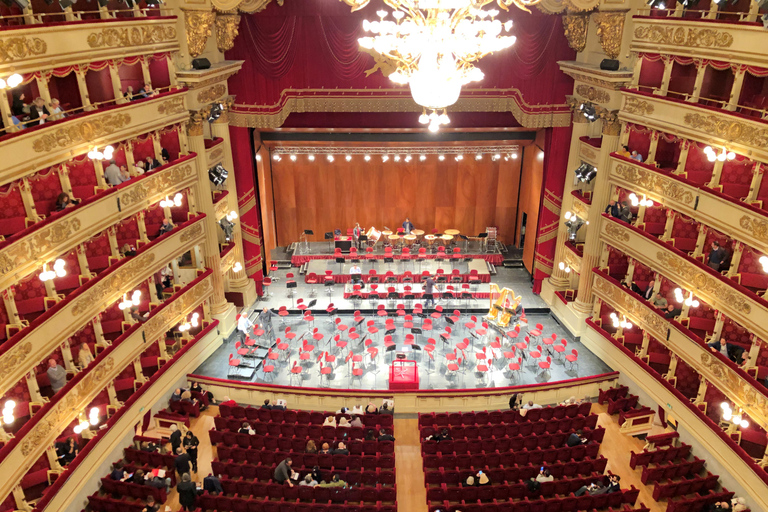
[291,238,505,266]
[305,258,491,284]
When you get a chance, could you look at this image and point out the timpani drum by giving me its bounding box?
[440,234,454,247]
[444,229,460,237]
[388,234,401,249]
[411,229,424,242]
[404,234,417,247]
[382,230,393,237]
[424,234,436,249]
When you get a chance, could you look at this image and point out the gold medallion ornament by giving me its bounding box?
[562,13,590,53]
[613,164,695,205]
[683,113,768,149]
[215,13,241,53]
[32,114,131,153]
[575,84,610,104]
[622,96,654,116]
[0,36,47,63]
[119,165,196,208]
[180,222,205,243]
[184,10,216,58]
[157,97,186,116]
[633,26,733,48]
[87,26,177,48]
[603,221,631,243]
[593,12,626,60]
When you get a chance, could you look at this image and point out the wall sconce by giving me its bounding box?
[759,255,768,273]
[226,211,238,222]
[88,407,100,426]
[674,288,699,307]
[628,193,654,207]
[40,259,66,282]
[721,402,749,428]
[558,262,571,273]
[232,262,243,272]
[2,400,15,425]
[610,312,632,329]
[119,290,141,310]
[87,145,114,161]
[0,74,22,90]
[704,145,735,163]
[160,193,183,208]
[179,312,200,332]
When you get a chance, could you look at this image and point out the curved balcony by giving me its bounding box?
[599,213,768,343]
[631,16,768,68]
[0,154,197,294]
[618,88,768,164]
[0,88,188,186]
[579,136,600,167]
[0,16,178,76]
[0,215,207,399]
[0,272,216,502]
[607,154,768,256]
[583,308,768,512]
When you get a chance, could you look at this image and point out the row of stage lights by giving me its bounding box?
[272,153,520,163]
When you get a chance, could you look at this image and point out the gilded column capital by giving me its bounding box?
[187,111,204,137]
[183,10,216,58]
[593,11,627,60]
[215,13,241,53]
[598,107,621,136]
[562,11,590,53]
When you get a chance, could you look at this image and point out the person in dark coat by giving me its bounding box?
[378,429,395,442]
[174,447,191,477]
[176,473,198,511]
[169,424,182,453]
[274,458,295,487]
[183,431,199,472]
[203,473,224,495]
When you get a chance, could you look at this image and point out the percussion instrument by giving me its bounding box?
[366,227,382,246]
[404,234,417,247]
[388,234,401,243]
[445,229,460,236]
[382,230,393,237]
[440,234,454,245]
[424,234,436,248]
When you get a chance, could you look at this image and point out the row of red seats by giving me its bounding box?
[652,471,718,501]
[87,494,148,512]
[430,502,647,512]
[168,399,200,418]
[598,386,629,404]
[216,446,394,471]
[629,444,692,468]
[122,461,176,487]
[213,416,390,439]
[124,447,175,469]
[427,473,604,502]
[418,403,591,427]
[666,489,734,512]
[428,486,640,512]
[419,413,598,439]
[423,442,601,469]
[213,431,392,455]
[218,405,393,428]
[98,477,166,503]
[640,456,705,484]
[213,463,395,488]
[422,428,603,455]
[606,395,639,415]
[221,471,397,503]
[425,457,607,487]
[196,493,397,512]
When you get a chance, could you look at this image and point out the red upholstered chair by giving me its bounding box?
[565,349,579,373]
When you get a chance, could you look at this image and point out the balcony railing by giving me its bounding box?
[0,271,215,502]
[0,7,170,27]
[0,88,188,186]
[0,216,207,399]
[0,154,197,293]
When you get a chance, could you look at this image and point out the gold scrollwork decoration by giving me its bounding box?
[0,218,82,277]
[215,13,241,53]
[575,84,610,104]
[208,147,225,166]
[0,343,32,389]
[119,165,195,208]
[633,25,733,48]
[32,114,131,153]
[184,10,216,58]
[604,221,631,243]
[593,274,668,338]
[613,164,695,205]
[238,0,281,13]
[571,196,589,219]
[593,12,626,60]
[656,251,752,315]
[87,26,177,48]
[157,97,186,116]
[0,36,47,63]
[739,215,768,244]
[180,222,205,243]
[187,111,205,137]
[623,96,655,116]
[145,277,211,339]
[562,13,590,53]
[683,113,768,149]
[197,84,227,105]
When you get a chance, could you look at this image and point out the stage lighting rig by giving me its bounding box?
[219,218,235,242]
[563,211,585,241]
[208,164,228,186]
[574,163,597,183]
[208,103,223,123]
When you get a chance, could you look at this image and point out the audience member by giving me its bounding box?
[110,461,127,481]
[319,443,330,454]
[300,473,318,487]
[141,495,160,512]
[350,414,363,428]
[145,156,161,170]
[351,404,365,415]
[180,390,195,403]
[631,279,654,300]
[618,200,632,223]
[574,474,621,496]
[190,382,214,403]
[124,86,135,101]
[59,437,78,465]
[617,145,631,158]
[183,431,199,473]
[134,161,146,175]
[274,458,296,487]
[78,343,94,368]
[305,440,317,453]
[220,396,237,407]
[257,308,278,334]
[159,218,175,235]
[630,150,643,162]
[522,400,542,410]
[130,306,148,323]
[604,200,621,219]
[176,473,197,511]
[239,422,254,434]
[378,429,395,442]
[140,441,159,453]
[707,501,731,512]
[651,293,667,309]
[332,442,349,455]
[169,424,182,453]
[132,469,146,485]
[338,417,351,428]
[318,474,347,488]
[380,402,394,415]
[47,359,67,393]
[322,415,337,427]
[663,304,682,319]
[27,97,50,127]
[364,430,376,441]
[120,243,137,257]
[203,473,223,495]
[174,447,191,477]
[566,430,588,447]
[508,393,521,410]
[707,338,742,363]
[48,99,65,120]
[731,497,747,512]
[105,160,130,186]
[55,192,78,211]
[431,428,452,442]
[536,468,553,483]
[365,402,378,414]
[707,241,728,271]
[170,388,182,402]
[311,465,322,484]
[11,92,26,117]
[466,471,491,486]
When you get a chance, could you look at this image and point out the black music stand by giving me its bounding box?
[324,232,334,253]
[335,256,345,275]
[287,281,297,308]
[303,229,314,254]
[307,299,317,310]
[478,232,489,253]
[411,327,422,344]
[384,256,394,272]
[460,234,469,252]
[358,234,368,252]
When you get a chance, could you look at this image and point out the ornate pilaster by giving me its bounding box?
[562,12,590,53]
[183,10,216,58]
[593,11,627,61]
[215,13,241,53]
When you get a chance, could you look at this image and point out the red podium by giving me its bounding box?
[389,360,419,390]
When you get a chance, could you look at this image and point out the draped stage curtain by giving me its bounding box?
[532,125,573,293]
[230,126,264,293]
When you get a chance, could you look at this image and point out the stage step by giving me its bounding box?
[274,260,292,269]
[502,259,524,268]
[287,242,298,254]
[487,262,497,276]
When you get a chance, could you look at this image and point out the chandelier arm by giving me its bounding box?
[339,0,371,12]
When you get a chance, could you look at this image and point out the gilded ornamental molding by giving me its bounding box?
[32,113,132,153]
[739,216,768,244]
[593,11,626,60]
[87,26,177,48]
[612,163,695,206]
[593,273,668,339]
[633,25,733,48]
[0,37,47,63]
[215,13,241,53]
[184,10,216,58]
[604,222,630,242]
[119,164,196,208]
[562,13,590,53]
[0,218,82,277]
[622,97,655,116]
[683,113,768,150]
[157,97,186,116]
[197,84,227,104]
[575,84,610,104]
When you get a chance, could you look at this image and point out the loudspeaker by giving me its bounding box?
[192,58,211,70]
[600,59,620,71]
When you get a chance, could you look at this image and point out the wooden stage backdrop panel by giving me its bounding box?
[271,155,523,247]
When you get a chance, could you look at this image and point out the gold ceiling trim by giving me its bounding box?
[230,91,570,129]
[0,36,47,63]
[215,13,242,53]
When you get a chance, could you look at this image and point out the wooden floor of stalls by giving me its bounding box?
[146,402,668,512]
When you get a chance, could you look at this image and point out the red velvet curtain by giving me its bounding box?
[532,125,573,293]
[230,126,264,293]
[226,0,575,122]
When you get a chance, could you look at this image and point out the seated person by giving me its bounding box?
[650,293,667,309]
[317,474,348,488]
[331,442,349,455]
[238,422,254,434]
[663,304,682,319]
[55,193,79,212]
[566,430,588,447]
[378,428,395,442]
[159,218,175,235]
[575,474,620,496]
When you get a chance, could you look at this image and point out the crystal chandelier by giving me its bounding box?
[355,1,521,131]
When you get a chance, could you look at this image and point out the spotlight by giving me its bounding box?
[255,154,262,162]
[345,155,352,162]
[394,155,401,162]
[511,153,518,159]
[208,164,228,186]
[419,155,427,161]
[326,155,334,162]
[364,155,371,161]
[233,262,242,272]
[455,154,463,161]
[564,215,585,241]
[382,155,389,162]
[290,154,297,161]
[438,155,445,161]
[308,154,315,161]
[207,103,223,123]
[405,155,412,162]
[219,217,235,241]
[273,154,281,161]
[581,102,597,121]
[476,154,483,160]
[493,153,501,161]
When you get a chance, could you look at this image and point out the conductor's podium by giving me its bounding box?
[389,360,419,391]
